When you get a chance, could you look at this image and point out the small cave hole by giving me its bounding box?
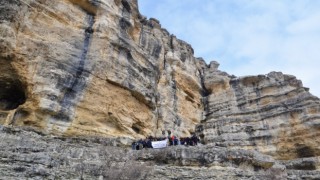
[0,80,26,111]
[296,145,315,158]
[132,124,141,134]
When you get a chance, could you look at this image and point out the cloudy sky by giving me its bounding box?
[138,0,320,97]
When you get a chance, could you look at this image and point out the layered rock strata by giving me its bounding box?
[2,126,320,179]
[198,71,320,160]
[0,126,290,180]
[0,0,320,178]
[0,0,203,138]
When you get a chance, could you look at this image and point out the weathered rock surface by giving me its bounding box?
[0,0,320,179]
[0,0,203,138]
[0,125,291,180]
[198,71,320,160]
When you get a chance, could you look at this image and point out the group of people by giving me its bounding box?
[131,134,200,150]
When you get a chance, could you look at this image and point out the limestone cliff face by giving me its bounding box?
[0,0,203,138]
[0,0,319,167]
[1,0,320,179]
[197,70,320,160]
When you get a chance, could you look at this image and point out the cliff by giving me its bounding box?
[0,0,319,179]
[0,0,204,139]
[198,71,320,160]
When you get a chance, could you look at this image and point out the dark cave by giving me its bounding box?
[0,80,26,111]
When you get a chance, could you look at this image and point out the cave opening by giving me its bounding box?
[0,80,26,111]
[132,125,140,134]
[296,145,315,158]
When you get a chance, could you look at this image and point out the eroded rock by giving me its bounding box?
[0,125,291,180]
[0,0,319,179]
[198,71,320,160]
[0,0,203,138]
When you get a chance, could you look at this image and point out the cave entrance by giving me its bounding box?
[0,79,26,111]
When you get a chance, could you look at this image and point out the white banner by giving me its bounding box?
[152,139,168,149]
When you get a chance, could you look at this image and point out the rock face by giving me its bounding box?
[198,71,320,160]
[0,0,320,179]
[0,0,203,138]
[1,125,320,179]
[0,126,288,180]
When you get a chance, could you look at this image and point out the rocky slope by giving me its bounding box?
[0,125,287,179]
[0,0,320,179]
[1,125,320,180]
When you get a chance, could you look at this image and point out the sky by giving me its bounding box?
[138,0,320,97]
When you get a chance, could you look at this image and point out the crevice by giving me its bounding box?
[121,0,131,13]
[139,25,145,47]
[172,74,178,113]
[119,18,131,32]
[163,56,167,71]
[154,93,160,130]
[230,78,247,111]
[170,35,174,51]
[171,73,181,127]
[151,41,162,59]
[124,49,155,77]
[198,69,210,116]
[55,14,95,122]
[196,67,210,142]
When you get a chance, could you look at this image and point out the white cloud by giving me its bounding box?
[138,0,320,97]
